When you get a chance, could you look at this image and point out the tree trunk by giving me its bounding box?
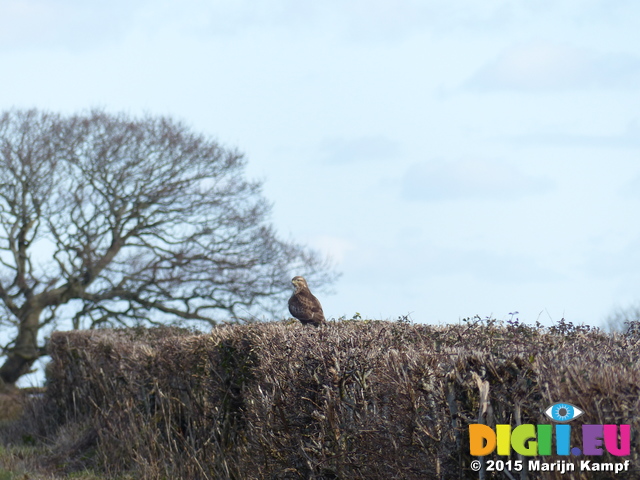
[0,309,41,386]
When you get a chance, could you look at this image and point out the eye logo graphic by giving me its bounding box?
[544,402,584,423]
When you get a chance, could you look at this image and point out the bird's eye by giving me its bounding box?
[544,403,584,423]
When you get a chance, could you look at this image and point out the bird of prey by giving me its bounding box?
[288,276,325,326]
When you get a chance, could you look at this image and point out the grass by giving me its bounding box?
[0,443,129,480]
[0,444,57,479]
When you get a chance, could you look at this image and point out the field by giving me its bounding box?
[0,318,638,479]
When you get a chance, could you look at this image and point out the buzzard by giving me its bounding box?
[288,276,325,326]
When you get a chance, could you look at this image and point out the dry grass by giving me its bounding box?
[1,319,639,479]
[0,392,24,424]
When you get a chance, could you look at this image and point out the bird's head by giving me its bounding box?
[291,276,308,290]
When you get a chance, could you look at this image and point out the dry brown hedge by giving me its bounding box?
[13,319,640,479]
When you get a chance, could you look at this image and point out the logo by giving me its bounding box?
[544,402,583,423]
[469,403,630,457]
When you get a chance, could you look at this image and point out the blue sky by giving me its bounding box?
[2,0,640,332]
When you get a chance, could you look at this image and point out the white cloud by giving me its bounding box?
[401,159,553,201]
[623,170,640,198]
[308,235,355,264]
[319,135,401,164]
[466,42,640,91]
[346,235,564,285]
[584,236,640,280]
[509,119,640,148]
[0,0,142,50]
[187,0,517,42]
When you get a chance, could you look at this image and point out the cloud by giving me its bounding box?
[189,0,517,42]
[466,42,640,91]
[308,235,355,264]
[317,1,508,43]
[0,0,143,51]
[401,159,553,201]
[347,237,563,286]
[584,237,640,278]
[510,119,640,148]
[418,247,562,283]
[623,171,640,198]
[319,135,401,164]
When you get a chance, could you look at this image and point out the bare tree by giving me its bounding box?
[0,109,336,387]
[603,302,640,333]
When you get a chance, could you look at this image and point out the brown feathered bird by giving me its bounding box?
[288,276,325,326]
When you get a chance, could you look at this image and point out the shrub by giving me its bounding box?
[4,320,639,479]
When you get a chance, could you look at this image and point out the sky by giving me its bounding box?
[1,0,640,347]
